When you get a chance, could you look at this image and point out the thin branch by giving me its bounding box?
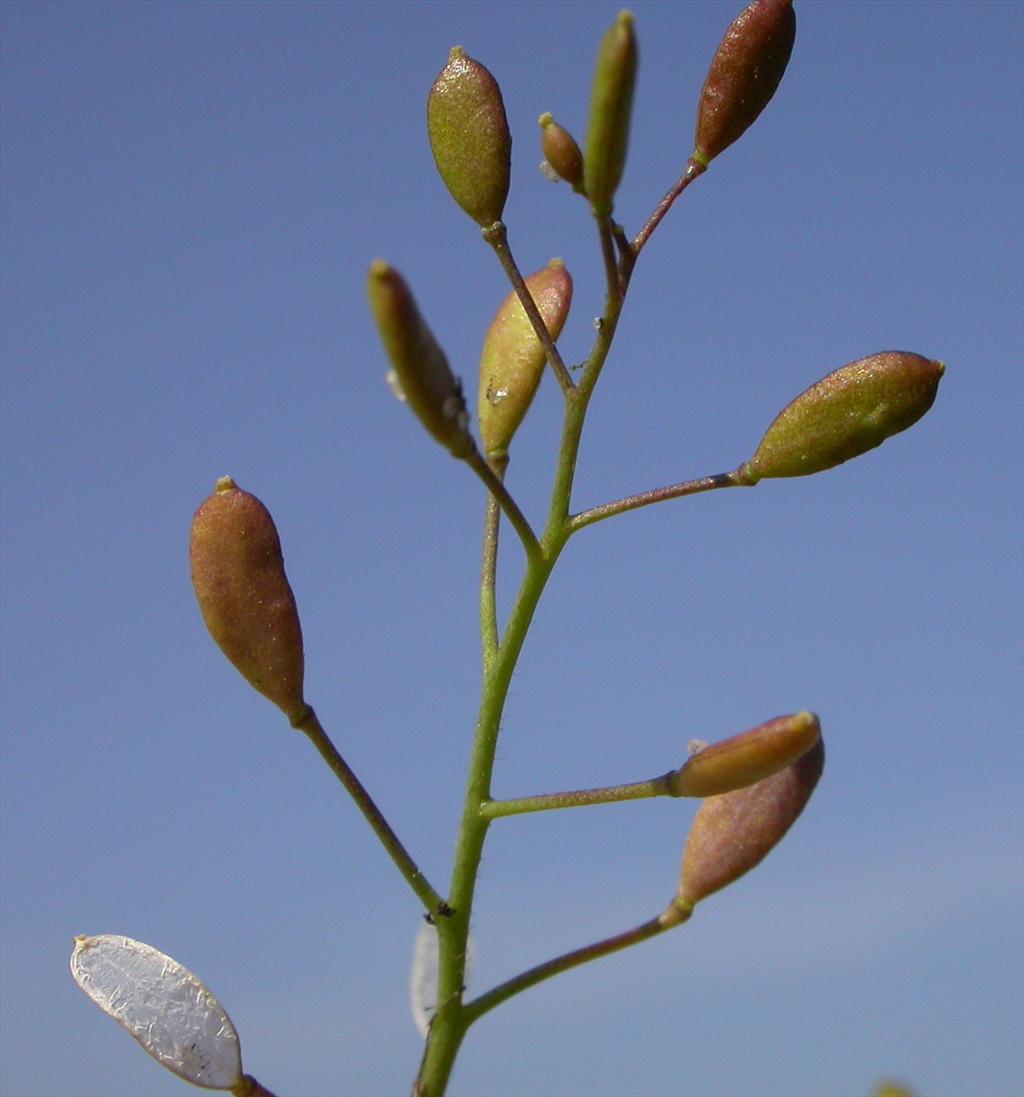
[632,158,707,257]
[480,454,508,665]
[481,769,677,820]
[482,221,574,393]
[465,448,540,560]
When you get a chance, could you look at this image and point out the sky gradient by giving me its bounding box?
[2,2,1022,1096]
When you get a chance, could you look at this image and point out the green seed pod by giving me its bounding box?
[670,711,820,798]
[678,737,824,908]
[478,259,573,455]
[367,259,474,459]
[539,113,584,189]
[583,10,638,217]
[742,352,945,482]
[692,0,796,167]
[427,46,512,227]
[190,477,305,721]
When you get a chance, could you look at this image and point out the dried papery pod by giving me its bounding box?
[538,113,584,189]
[70,934,245,1091]
[678,736,824,908]
[670,711,820,797]
[478,259,574,454]
[741,352,945,482]
[692,0,796,167]
[583,10,638,217]
[190,477,305,722]
[367,259,475,459]
[428,46,511,227]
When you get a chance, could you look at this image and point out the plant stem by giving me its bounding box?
[465,447,540,560]
[569,468,749,533]
[481,769,677,819]
[632,158,707,256]
[463,899,693,1027]
[479,455,507,666]
[233,1076,278,1097]
[482,221,575,394]
[292,705,446,917]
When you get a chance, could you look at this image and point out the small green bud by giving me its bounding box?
[693,0,796,166]
[742,352,945,481]
[583,10,638,217]
[428,46,512,227]
[478,260,573,455]
[367,260,474,459]
[539,112,584,189]
[670,711,820,798]
[190,477,305,721]
[678,737,824,908]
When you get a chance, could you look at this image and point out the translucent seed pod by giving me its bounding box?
[678,736,824,908]
[670,711,820,798]
[190,477,305,722]
[692,0,796,167]
[538,113,584,189]
[70,935,244,1091]
[742,352,945,482]
[367,259,475,459]
[478,259,573,455]
[583,10,638,217]
[428,46,512,228]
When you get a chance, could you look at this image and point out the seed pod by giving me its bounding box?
[478,259,574,455]
[678,737,823,908]
[367,259,475,459]
[583,10,638,217]
[539,113,584,189]
[190,477,305,722]
[670,711,820,797]
[427,46,511,227]
[693,0,796,166]
[742,352,945,482]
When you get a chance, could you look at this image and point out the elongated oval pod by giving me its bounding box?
[583,10,638,218]
[692,0,796,167]
[190,477,305,721]
[367,259,475,459]
[677,736,824,908]
[670,711,820,797]
[428,46,511,227]
[539,113,584,189]
[741,352,945,482]
[478,259,573,455]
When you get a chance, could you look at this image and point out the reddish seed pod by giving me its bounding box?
[538,113,584,189]
[670,711,820,798]
[693,0,796,166]
[743,351,945,482]
[677,736,824,908]
[190,477,305,721]
[428,46,512,227]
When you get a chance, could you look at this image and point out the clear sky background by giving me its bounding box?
[2,2,1022,1096]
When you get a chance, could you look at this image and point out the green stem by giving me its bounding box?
[481,770,677,819]
[291,705,446,917]
[569,468,749,533]
[464,447,540,560]
[463,899,693,1027]
[482,221,575,394]
[479,455,507,666]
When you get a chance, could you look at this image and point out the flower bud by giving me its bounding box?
[367,259,474,459]
[478,259,573,455]
[693,0,796,166]
[539,113,584,189]
[583,10,638,217]
[670,711,820,797]
[742,352,944,482]
[678,736,824,907]
[190,477,305,721]
[428,46,511,227]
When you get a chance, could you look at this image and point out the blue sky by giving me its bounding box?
[2,2,1021,1096]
